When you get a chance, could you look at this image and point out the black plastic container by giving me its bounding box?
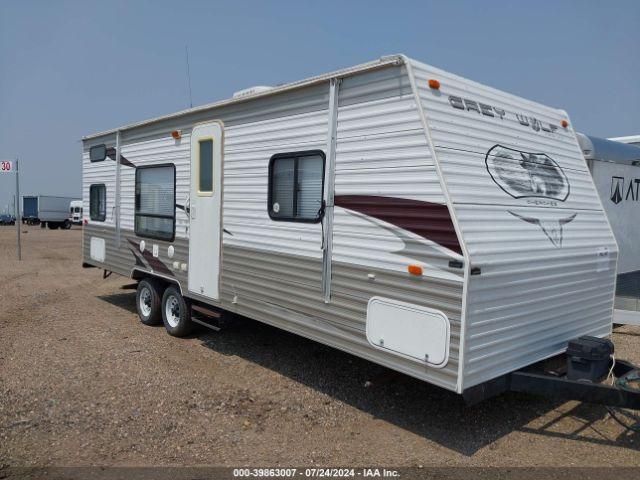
[566,336,614,382]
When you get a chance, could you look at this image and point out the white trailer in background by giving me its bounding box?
[80,55,637,405]
[578,133,640,326]
[609,135,640,147]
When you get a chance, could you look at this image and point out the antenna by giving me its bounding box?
[185,45,193,108]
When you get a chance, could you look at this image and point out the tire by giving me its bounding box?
[161,285,193,337]
[62,220,71,229]
[48,222,59,230]
[136,278,164,326]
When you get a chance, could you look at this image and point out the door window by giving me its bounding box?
[198,139,214,194]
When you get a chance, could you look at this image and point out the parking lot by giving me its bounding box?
[1,225,639,468]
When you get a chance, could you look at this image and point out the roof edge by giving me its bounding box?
[82,54,407,141]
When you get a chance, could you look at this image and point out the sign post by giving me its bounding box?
[1,158,21,260]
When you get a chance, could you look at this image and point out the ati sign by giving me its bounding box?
[0,160,14,173]
[610,176,640,205]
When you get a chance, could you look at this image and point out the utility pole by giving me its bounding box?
[1,157,22,260]
[15,158,21,260]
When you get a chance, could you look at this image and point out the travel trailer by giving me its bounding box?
[82,55,640,405]
[69,200,83,225]
[609,135,640,147]
[22,195,78,228]
[577,133,640,326]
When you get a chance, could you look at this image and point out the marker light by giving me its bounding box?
[408,265,423,276]
[171,130,182,140]
[428,79,441,90]
[561,120,569,128]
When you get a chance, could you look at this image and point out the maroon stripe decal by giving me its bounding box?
[334,195,462,255]
[106,148,136,168]
[127,239,174,277]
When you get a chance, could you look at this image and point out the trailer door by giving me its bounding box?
[188,121,223,300]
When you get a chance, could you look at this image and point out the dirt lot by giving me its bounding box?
[1,225,639,468]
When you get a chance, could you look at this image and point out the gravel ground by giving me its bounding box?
[0,225,639,468]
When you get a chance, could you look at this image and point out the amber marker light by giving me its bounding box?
[561,120,569,128]
[408,265,423,276]
[428,79,441,90]
[171,130,182,140]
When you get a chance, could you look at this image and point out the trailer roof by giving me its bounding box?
[82,55,406,141]
[577,133,640,165]
[608,134,640,145]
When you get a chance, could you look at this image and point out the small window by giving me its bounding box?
[90,144,107,162]
[135,165,175,241]
[268,151,325,223]
[198,138,214,194]
[89,184,106,221]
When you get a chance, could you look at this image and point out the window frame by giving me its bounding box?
[134,163,177,242]
[89,144,107,163]
[89,184,107,222]
[267,150,326,224]
[196,136,215,196]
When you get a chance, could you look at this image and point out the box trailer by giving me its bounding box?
[22,196,39,224]
[578,133,640,326]
[22,195,78,229]
[81,55,640,406]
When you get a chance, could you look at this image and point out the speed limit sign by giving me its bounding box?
[0,160,13,172]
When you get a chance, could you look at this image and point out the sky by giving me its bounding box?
[1,0,639,212]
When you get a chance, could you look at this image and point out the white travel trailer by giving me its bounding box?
[82,55,622,400]
[578,133,640,326]
[609,135,640,147]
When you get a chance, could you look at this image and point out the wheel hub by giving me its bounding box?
[165,296,181,328]
[139,288,152,317]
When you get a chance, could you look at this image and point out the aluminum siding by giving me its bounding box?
[410,59,618,389]
[220,65,462,390]
[82,63,464,392]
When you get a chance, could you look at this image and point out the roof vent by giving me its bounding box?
[232,85,274,99]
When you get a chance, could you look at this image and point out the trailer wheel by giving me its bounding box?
[62,220,71,230]
[161,285,193,337]
[136,278,163,326]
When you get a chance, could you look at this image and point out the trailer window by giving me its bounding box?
[268,151,325,223]
[135,165,175,241]
[89,144,107,162]
[89,184,106,221]
[198,138,214,194]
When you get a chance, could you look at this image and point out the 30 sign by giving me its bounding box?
[1,160,13,173]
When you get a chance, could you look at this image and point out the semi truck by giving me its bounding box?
[22,195,79,229]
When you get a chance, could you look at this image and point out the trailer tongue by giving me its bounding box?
[465,336,640,411]
[509,361,640,410]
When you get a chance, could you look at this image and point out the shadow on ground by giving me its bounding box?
[98,291,640,456]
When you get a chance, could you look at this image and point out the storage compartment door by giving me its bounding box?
[366,297,450,367]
